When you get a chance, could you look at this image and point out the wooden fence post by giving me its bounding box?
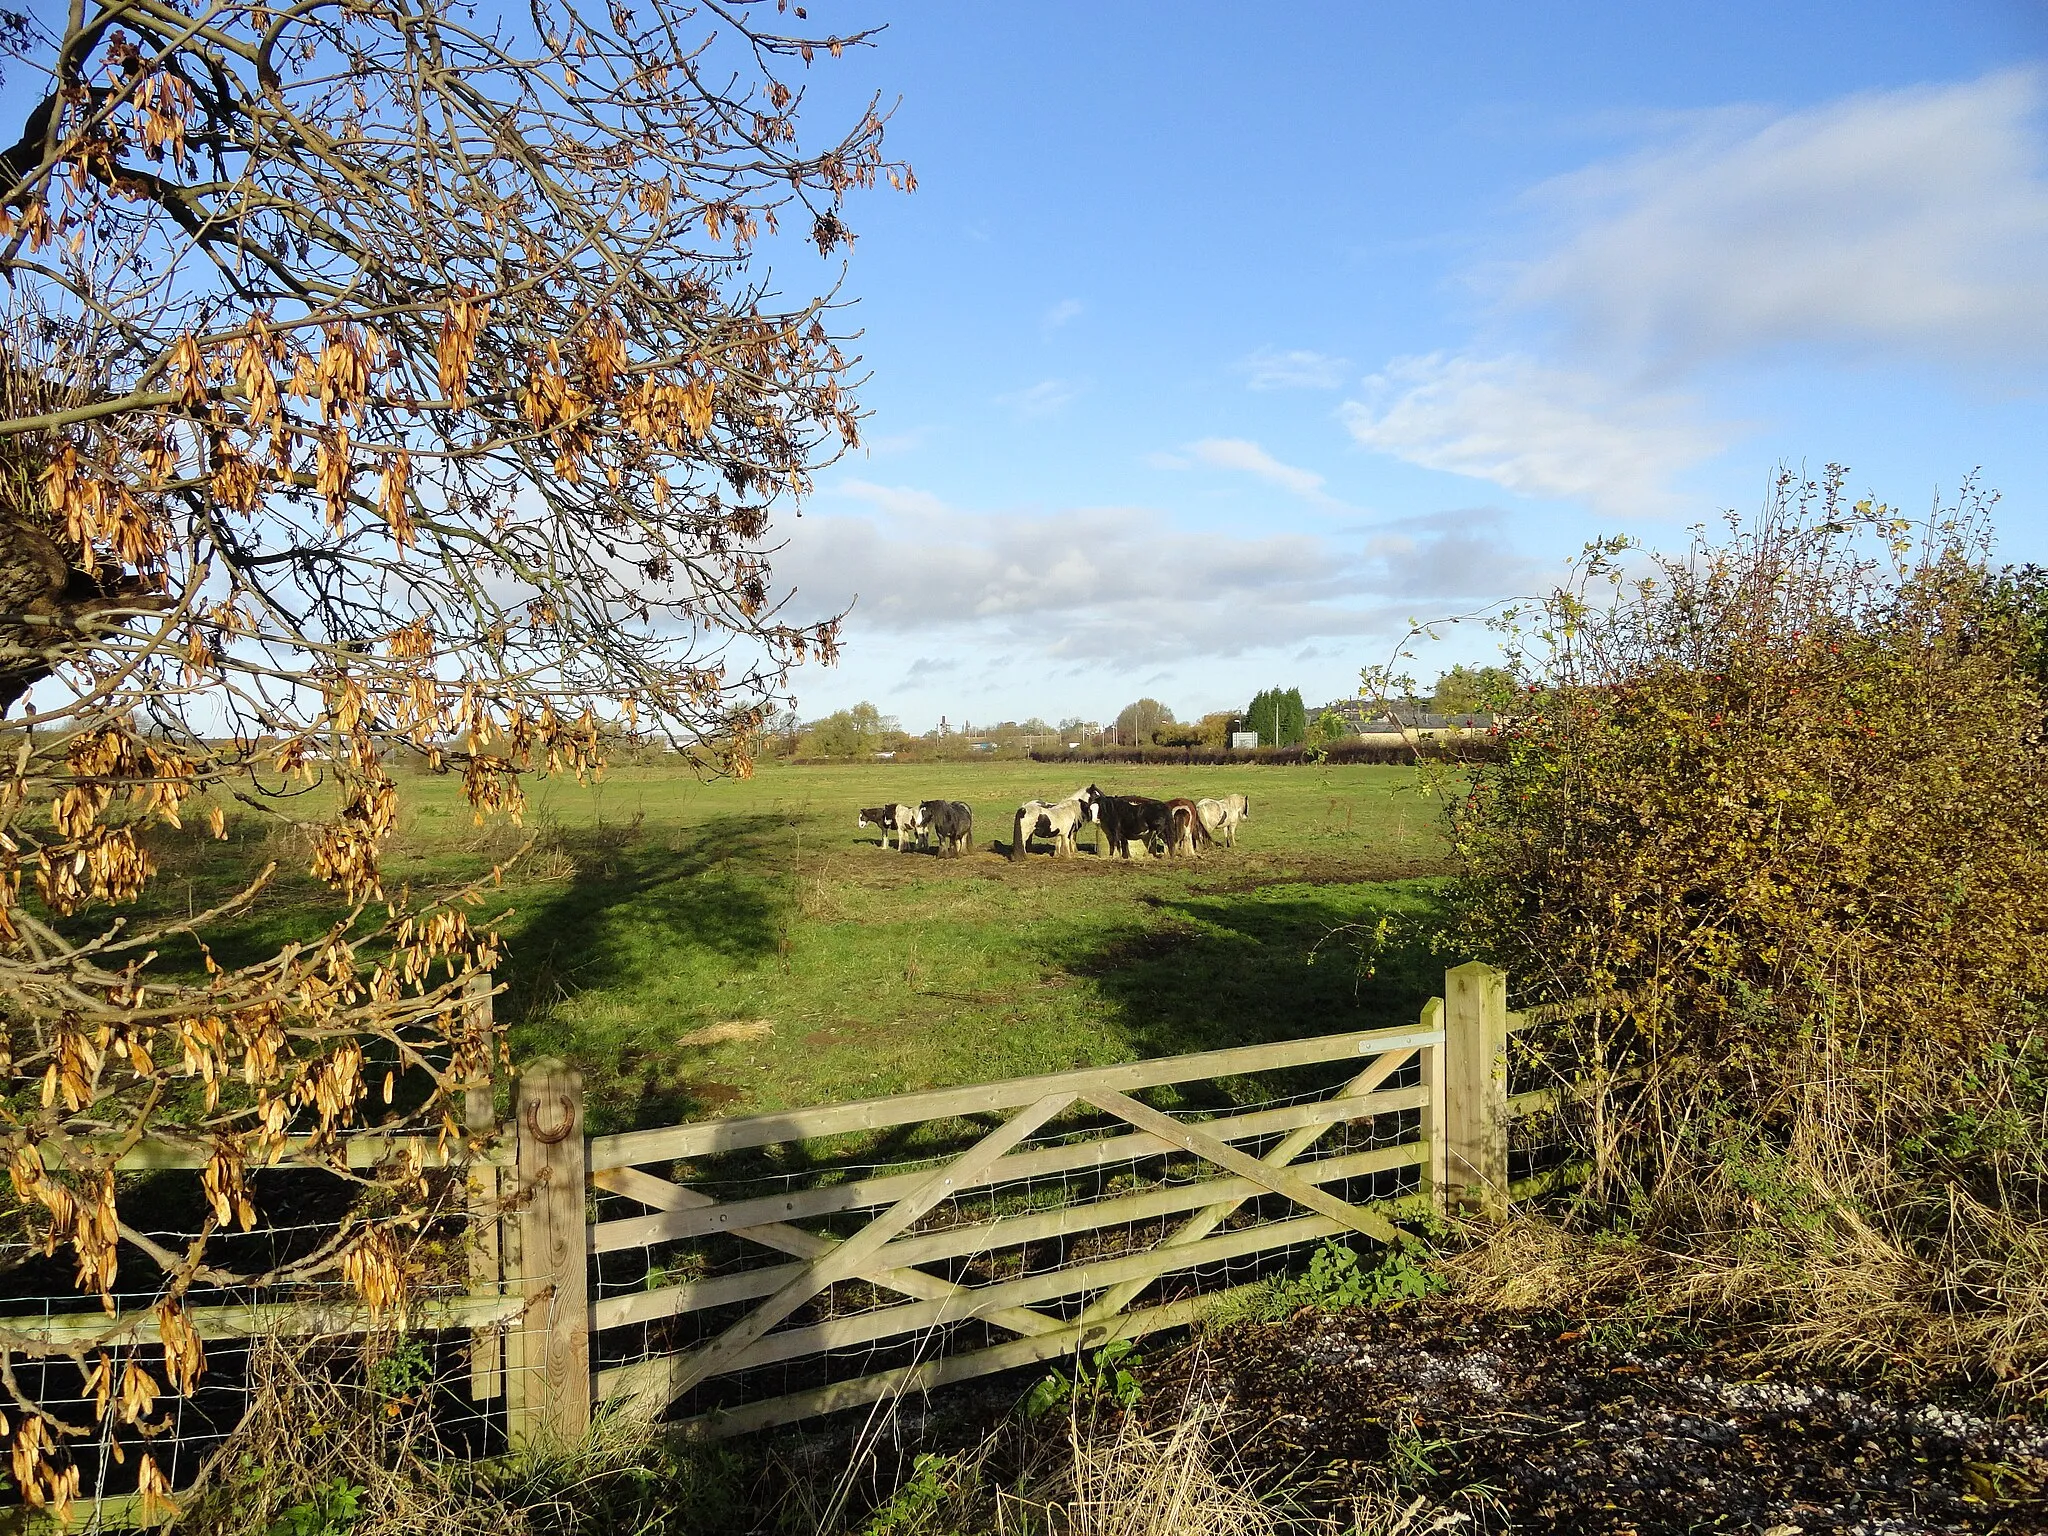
[506,1057,590,1449]
[1442,962,1509,1220]
[464,973,504,1404]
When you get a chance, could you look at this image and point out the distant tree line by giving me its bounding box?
[768,664,1510,762]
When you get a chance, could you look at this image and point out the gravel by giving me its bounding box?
[1145,1303,2047,1534]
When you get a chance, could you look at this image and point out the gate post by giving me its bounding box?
[464,973,504,1403]
[1442,962,1509,1220]
[506,1057,590,1448]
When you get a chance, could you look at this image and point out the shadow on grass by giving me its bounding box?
[498,812,791,1126]
[660,888,1455,1226]
[1067,883,1450,1103]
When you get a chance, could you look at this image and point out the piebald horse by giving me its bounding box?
[1010,792,1092,860]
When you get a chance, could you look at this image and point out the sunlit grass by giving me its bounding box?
[137,760,1458,1132]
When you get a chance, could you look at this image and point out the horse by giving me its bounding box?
[1194,793,1250,849]
[1162,797,1209,856]
[857,803,917,852]
[917,799,974,856]
[1010,792,1091,861]
[1079,785,1173,859]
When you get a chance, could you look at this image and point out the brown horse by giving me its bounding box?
[1163,797,1210,856]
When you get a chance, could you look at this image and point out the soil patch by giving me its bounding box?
[1156,1304,2046,1534]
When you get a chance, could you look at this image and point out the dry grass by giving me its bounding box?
[773,1366,1471,1536]
[1012,1405,1299,1536]
[675,1018,776,1047]
[996,1399,1469,1536]
[175,1337,677,1536]
[1455,1030,2048,1397]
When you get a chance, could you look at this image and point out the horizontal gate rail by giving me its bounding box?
[34,1130,514,1174]
[0,1291,524,1354]
[591,1139,1428,1332]
[590,1079,1431,1254]
[588,1023,1443,1169]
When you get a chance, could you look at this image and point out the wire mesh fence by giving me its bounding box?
[3,963,1608,1514]
[0,1176,523,1518]
[583,1035,1435,1434]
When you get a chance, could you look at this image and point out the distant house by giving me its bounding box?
[1353,708,1495,734]
[1317,698,1384,732]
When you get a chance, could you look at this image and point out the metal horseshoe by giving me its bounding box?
[524,1093,577,1144]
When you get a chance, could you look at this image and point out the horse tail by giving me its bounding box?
[1011,807,1028,861]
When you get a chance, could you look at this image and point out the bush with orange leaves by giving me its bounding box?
[1440,469,2048,1391]
[0,0,904,1512]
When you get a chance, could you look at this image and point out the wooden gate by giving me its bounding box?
[5,962,1588,1526]
[457,961,1539,1441]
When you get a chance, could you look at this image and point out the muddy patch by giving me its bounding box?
[674,1078,744,1113]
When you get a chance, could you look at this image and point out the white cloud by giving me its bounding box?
[1512,69,2048,370]
[1241,346,1351,390]
[786,485,1537,664]
[997,378,1078,418]
[1151,437,1347,508]
[1041,298,1084,330]
[835,478,950,517]
[1341,352,1728,517]
[861,425,931,457]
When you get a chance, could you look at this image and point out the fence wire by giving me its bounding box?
[0,1189,519,1510]
[588,1056,1428,1422]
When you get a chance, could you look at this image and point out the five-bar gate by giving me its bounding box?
[469,961,1563,1442]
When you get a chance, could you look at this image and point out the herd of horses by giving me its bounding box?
[856,787,1252,861]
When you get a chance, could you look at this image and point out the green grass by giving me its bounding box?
[136,760,1459,1134]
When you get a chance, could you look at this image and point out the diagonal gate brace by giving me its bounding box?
[1080,1046,1418,1324]
[591,1166,1060,1340]
[1079,1088,1411,1250]
[614,1090,1077,1420]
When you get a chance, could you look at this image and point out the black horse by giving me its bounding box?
[1079,785,1173,859]
[918,799,974,855]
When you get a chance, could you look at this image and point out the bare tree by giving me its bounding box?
[0,0,902,1508]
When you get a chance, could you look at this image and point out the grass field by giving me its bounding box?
[147,760,1460,1134]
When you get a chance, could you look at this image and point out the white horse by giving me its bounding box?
[1010,791,1093,860]
[1194,793,1250,849]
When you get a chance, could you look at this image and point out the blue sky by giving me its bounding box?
[763,2,2048,729]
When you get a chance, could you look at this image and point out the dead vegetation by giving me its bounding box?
[1427,474,2048,1400]
[176,1336,691,1536]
